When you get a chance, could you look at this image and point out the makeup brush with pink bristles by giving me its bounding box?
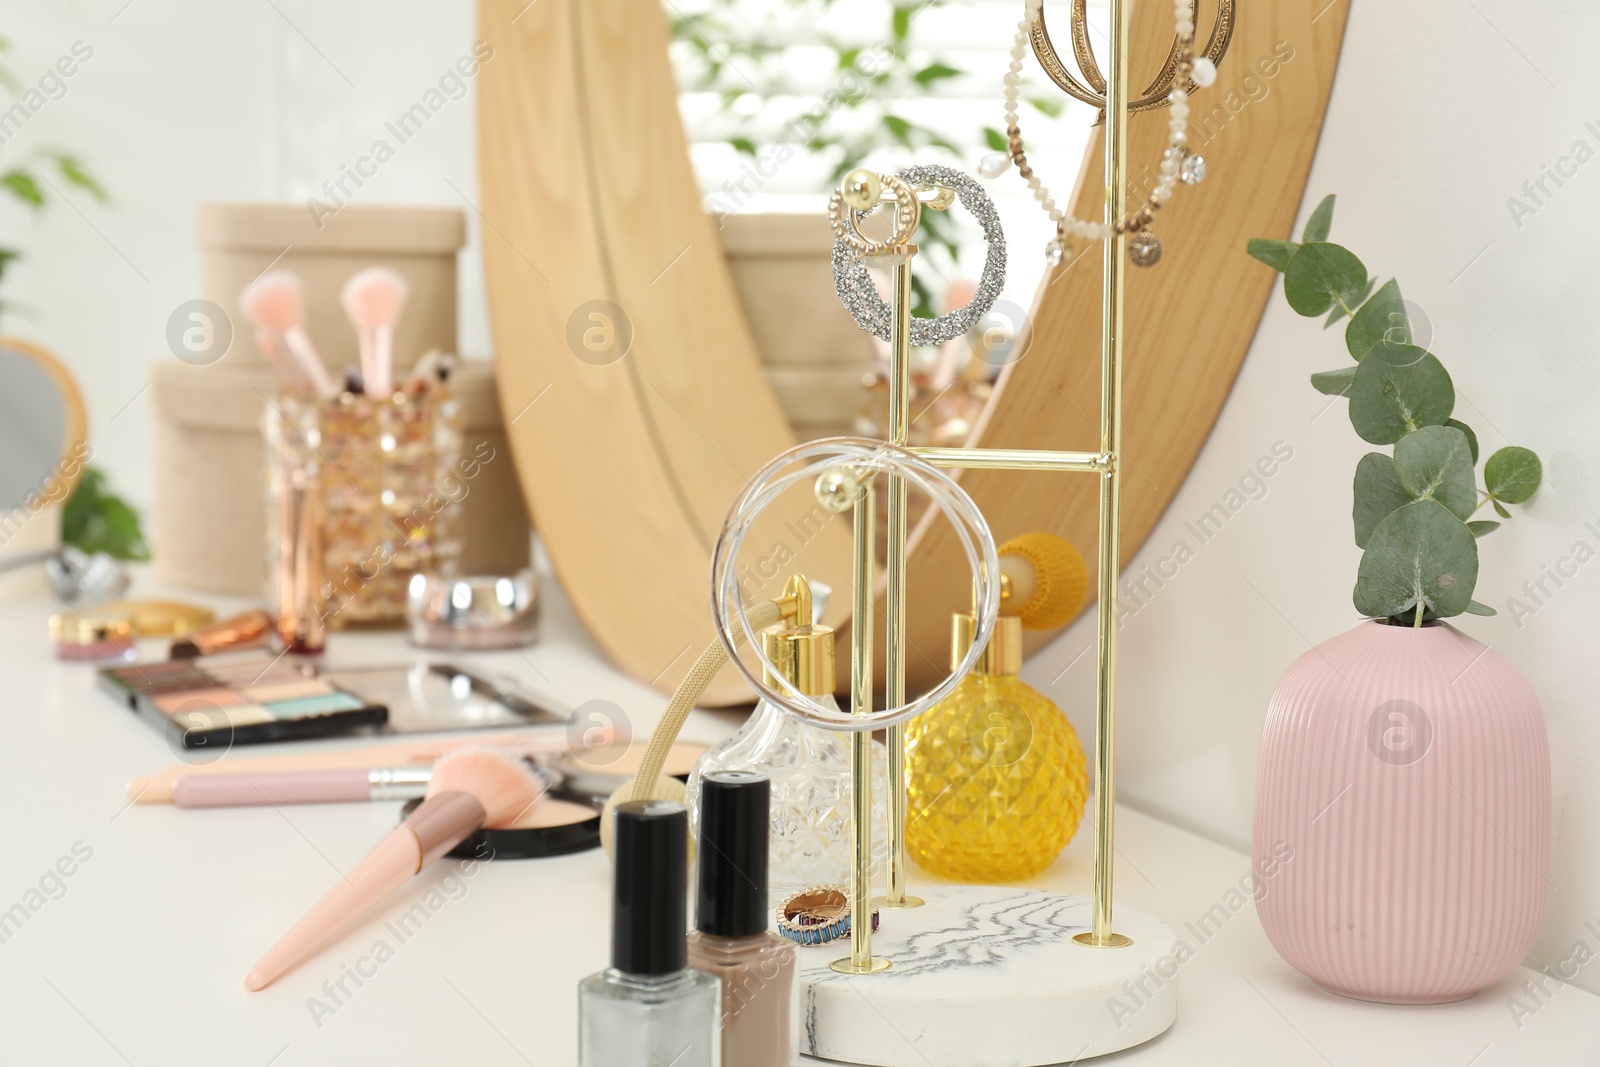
[244,747,544,991]
[340,266,409,399]
[241,271,336,397]
[254,326,306,391]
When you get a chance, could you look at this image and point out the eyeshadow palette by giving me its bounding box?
[98,655,387,748]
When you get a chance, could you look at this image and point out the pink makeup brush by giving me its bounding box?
[241,271,336,397]
[244,747,543,991]
[173,766,436,808]
[340,267,409,399]
[255,327,306,391]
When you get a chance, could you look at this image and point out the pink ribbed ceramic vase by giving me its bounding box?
[1254,620,1549,1003]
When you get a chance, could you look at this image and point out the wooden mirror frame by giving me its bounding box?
[0,336,90,509]
[478,0,1351,704]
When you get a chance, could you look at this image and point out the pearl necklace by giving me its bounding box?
[980,0,1216,267]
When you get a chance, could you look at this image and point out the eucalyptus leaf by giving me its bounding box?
[1344,277,1408,359]
[1393,425,1476,520]
[1324,277,1375,329]
[1284,243,1368,318]
[1247,238,1298,273]
[1467,520,1500,537]
[1484,446,1542,504]
[1464,600,1497,616]
[1347,340,1454,445]
[1310,365,1356,396]
[1354,499,1478,622]
[1353,452,1412,549]
[1493,499,1511,519]
[1446,418,1479,464]
[1302,194,1335,243]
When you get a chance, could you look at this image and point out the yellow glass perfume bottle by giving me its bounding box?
[905,534,1090,882]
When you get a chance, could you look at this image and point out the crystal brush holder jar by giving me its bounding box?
[263,386,465,627]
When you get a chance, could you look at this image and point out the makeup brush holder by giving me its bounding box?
[264,388,466,627]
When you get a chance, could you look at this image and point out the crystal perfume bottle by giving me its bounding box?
[578,801,721,1067]
[904,590,1089,882]
[687,772,796,1067]
[687,577,887,905]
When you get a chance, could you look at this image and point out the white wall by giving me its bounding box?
[1024,0,1600,995]
[8,0,1598,995]
[0,0,486,513]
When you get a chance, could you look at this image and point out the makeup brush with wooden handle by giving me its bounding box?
[240,271,336,397]
[340,266,409,399]
[244,747,544,990]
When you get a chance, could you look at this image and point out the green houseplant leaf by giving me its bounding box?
[61,466,150,561]
[1283,242,1367,318]
[1344,277,1408,359]
[1354,499,1478,624]
[1484,446,1542,504]
[2,169,44,208]
[913,62,961,86]
[1347,340,1454,445]
[1392,424,1476,520]
[49,153,108,202]
[1353,452,1412,549]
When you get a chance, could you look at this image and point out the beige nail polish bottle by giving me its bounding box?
[687,771,797,1066]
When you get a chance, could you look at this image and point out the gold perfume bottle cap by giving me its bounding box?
[950,574,1022,676]
[762,575,835,696]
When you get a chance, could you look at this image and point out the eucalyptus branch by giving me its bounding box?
[1249,195,1543,625]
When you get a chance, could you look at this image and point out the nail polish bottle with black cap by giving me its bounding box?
[687,771,796,1067]
[579,800,720,1067]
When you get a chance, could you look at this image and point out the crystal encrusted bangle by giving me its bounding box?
[831,164,1006,349]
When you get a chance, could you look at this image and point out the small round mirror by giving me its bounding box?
[0,337,88,561]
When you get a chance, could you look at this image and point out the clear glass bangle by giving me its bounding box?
[710,437,999,731]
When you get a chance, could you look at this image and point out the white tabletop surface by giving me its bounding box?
[0,562,1595,1067]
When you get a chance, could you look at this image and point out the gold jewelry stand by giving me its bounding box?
[830,0,1189,975]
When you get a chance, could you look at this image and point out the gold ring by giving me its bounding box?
[775,884,879,946]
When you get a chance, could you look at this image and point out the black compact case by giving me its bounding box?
[398,789,603,860]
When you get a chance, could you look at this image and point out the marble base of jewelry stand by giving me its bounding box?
[798,885,1178,1065]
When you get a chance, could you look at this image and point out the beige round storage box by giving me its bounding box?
[717,213,877,441]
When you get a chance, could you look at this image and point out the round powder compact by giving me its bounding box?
[399,789,602,861]
[545,740,708,805]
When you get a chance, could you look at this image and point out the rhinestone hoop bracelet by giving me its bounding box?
[830,164,1007,349]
